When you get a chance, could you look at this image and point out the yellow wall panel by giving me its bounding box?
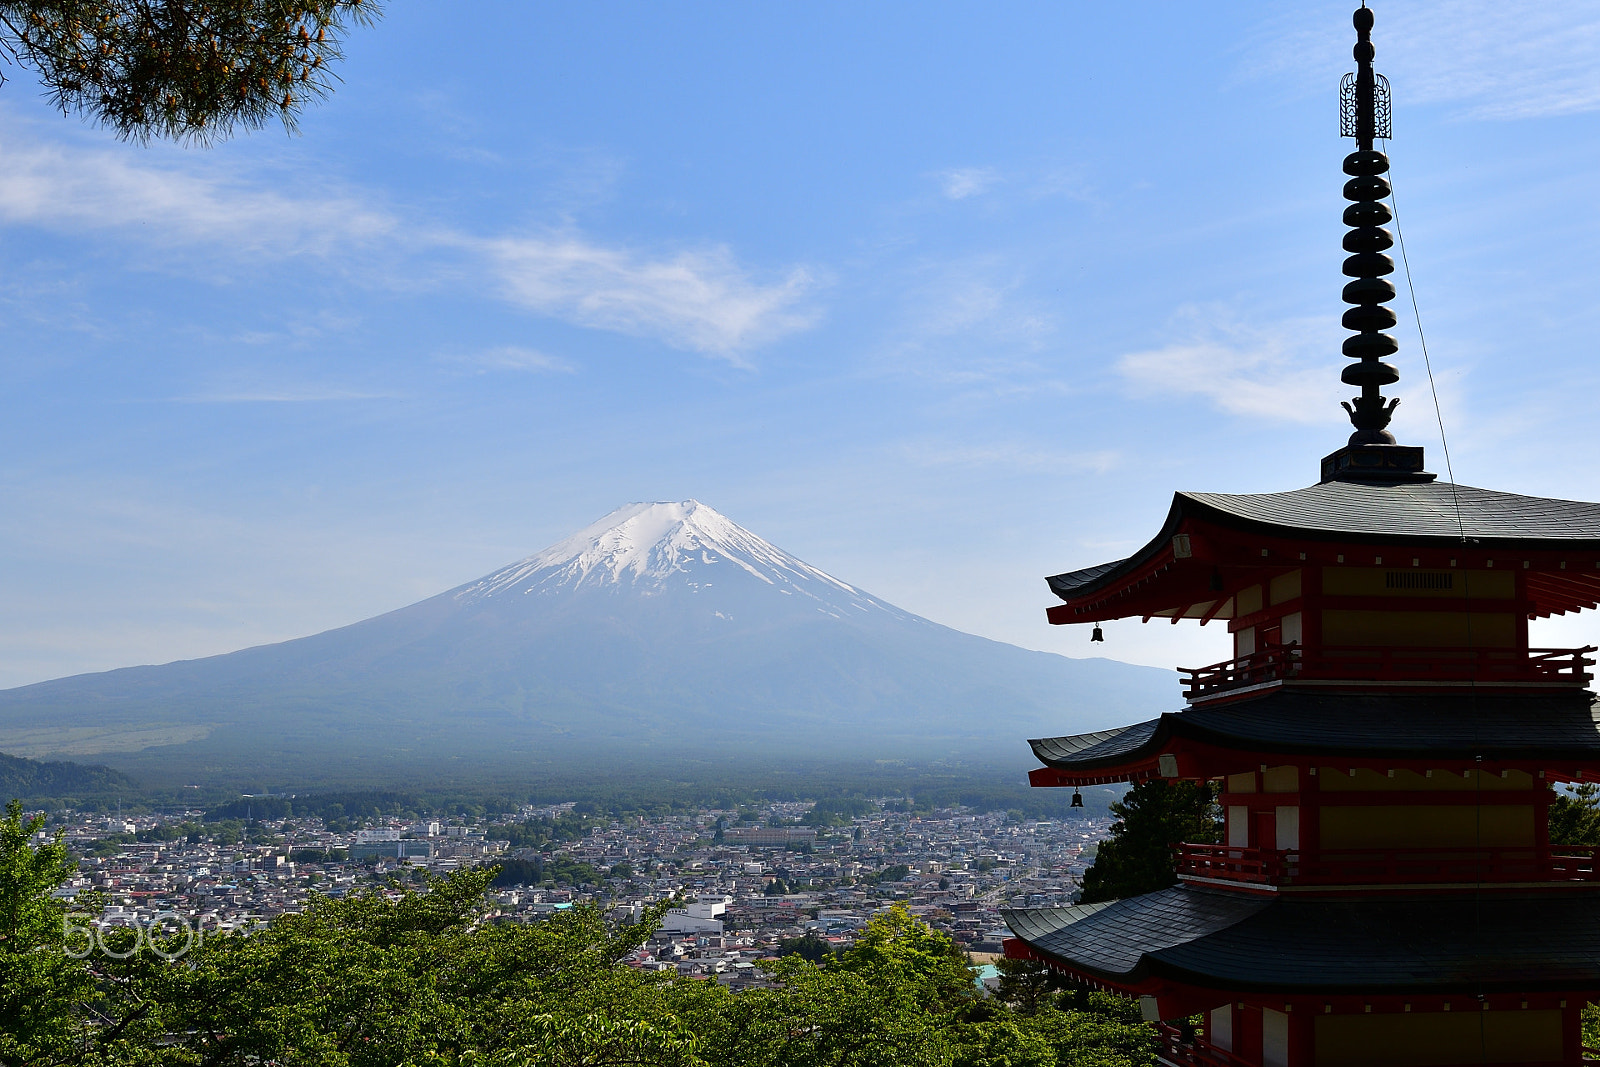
[1320,609,1516,648]
[1319,805,1534,849]
[1317,768,1534,793]
[1262,765,1298,794]
[1321,567,1515,599]
[1315,1011,1561,1066]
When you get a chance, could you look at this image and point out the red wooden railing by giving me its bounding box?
[1156,1021,1598,1066]
[1179,646,1302,699]
[1176,842,1600,887]
[1154,1023,1252,1067]
[1179,645,1595,700]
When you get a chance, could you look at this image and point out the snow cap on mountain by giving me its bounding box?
[456,500,899,617]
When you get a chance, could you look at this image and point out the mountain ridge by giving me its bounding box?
[0,501,1177,785]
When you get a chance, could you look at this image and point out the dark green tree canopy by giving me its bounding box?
[0,0,380,143]
[1551,781,1600,848]
[1078,779,1221,905]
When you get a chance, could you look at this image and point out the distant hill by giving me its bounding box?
[0,750,136,802]
[0,501,1178,786]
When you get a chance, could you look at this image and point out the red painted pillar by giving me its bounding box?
[1562,999,1583,1065]
[1289,1005,1315,1066]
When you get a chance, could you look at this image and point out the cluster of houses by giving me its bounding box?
[33,799,1109,969]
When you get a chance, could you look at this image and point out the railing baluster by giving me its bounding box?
[1182,645,1595,699]
[1176,842,1600,886]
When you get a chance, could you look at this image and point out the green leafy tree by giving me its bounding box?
[143,867,685,1066]
[1021,998,1158,1067]
[993,956,1065,1016]
[0,840,1165,1067]
[1551,782,1600,847]
[778,930,836,964]
[1078,780,1221,904]
[0,0,381,143]
[703,931,961,1067]
[0,799,100,1066]
[948,1012,1054,1067]
[834,904,975,1011]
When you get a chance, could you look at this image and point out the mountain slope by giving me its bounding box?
[0,501,1177,782]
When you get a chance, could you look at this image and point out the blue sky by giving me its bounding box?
[4,0,1600,689]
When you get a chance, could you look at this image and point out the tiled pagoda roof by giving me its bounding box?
[1006,886,1600,993]
[1030,690,1600,777]
[1048,481,1600,605]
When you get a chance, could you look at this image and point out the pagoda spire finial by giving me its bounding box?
[1320,5,1434,483]
[1339,4,1399,446]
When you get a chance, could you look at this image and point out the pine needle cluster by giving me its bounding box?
[0,0,381,143]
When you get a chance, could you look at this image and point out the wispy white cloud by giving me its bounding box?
[1116,309,1340,422]
[475,235,818,363]
[901,256,1055,348]
[871,256,1059,396]
[1380,2,1600,120]
[1249,1,1600,120]
[449,345,577,374]
[0,117,818,361]
[0,129,395,254]
[937,166,1001,200]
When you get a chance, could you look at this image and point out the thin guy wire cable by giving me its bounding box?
[1384,137,1487,1062]
[1383,139,1465,537]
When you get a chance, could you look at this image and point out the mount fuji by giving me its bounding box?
[0,501,1175,783]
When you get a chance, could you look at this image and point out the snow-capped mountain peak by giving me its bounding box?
[455,500,900,617]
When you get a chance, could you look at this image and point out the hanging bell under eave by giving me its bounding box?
[1070,790,1084,808]
[1090,625,1104,643]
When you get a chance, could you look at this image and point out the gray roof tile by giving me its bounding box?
[1011,887,1600,993]
[1184,481,1600,544]
[1048,481,1600,604]
[1030,691,1600,771]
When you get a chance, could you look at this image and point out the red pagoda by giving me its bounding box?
[1002,8,1600,1067]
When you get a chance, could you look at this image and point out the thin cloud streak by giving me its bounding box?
[0,129,395,254]
[473,235,819,363]
[937,166,1001,200]
[1380,1,1600,120]
[0,118,819,361]
[1249,1,1600,121]
[1116,311,1339,423]
[449,345,578,374]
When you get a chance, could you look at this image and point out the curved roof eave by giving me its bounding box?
[1031,692,1600,776]
[1046,496,1185,603]
[1010,889,1600,995]
[1047,482,1600,608]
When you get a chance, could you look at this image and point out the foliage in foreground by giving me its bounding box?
[1078,779,1221,904]
[0,799,1155,1067]
[1550,781,1600,847]
[0,0,381,143]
